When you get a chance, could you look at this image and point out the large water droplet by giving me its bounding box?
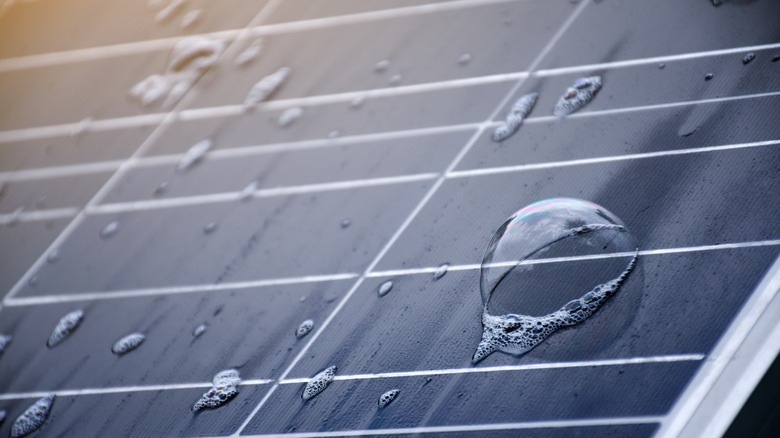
[10,395,54,438]
[433,264,449,281]
[378,389,400,408]
[47,309,85,348]
[742,53,755,65]
[493,92,538,142]
[472,198,639,363]
[296,319,314,338]
[192,323,207,338]
[100,221,120,239]
[378,280,393,297]
[278,107,303,127]
[193,369,241,412]
[111,333,145,355]
[302,366,336,400]
[244,67,291,108]
[179,9,202,30]
[0,334,12,355]
[177,139,212,172]
[553,76,601,117]
[234,39,263,67]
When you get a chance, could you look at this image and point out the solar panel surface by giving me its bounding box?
[0,0,779,437]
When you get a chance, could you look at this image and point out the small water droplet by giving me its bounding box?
[374,59,390,73]
[244,67,291,108]
[70,117,93,137]
[553,76,602,117]
[772,55,780,63]
[492,92,538,142]
[328,130,340,138]
[0,334,12,355]
[471,198,639,363]
[704,73,714,81]
[657,63,666,69]
[296,319,314,338]
[193,369,241,411]
[177,139,212,172]
[350,95,366,109]
[388,74,403,86]
[203,221,218,234]
[742,53,755,65]
[278,107,303,127]
[155,0,186,23]
[302,366,336,400]
[153,180,170,196]
[378,389,400,408]
[458,53,472,65]
[111,333,145,355]
[239,181,258,201]
[433,264,449,281]
[193,323,207,338]
[10,395,54,438]
[4,206,24,227]
[378,280,393,297]
[47,309,85,348]
[27,275,38,288]
[234,39,263,67]
[100,221,120,239]
[340,218,351,228]
[179,9,202,30]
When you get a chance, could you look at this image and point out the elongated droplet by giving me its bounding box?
[10,395,54,438]
[302,366,336,400]
[296,319,314,338]
[378,280,393,297]
[472,198,639,363]
[458,53,472,65]
[553,76,602,117]
[155,0,186,22]
[100,221,120,239]
[374,59,390,73]
[47,309,85,348]
[193,324,207,338]
[193,369,241,412]
[704,73,714,81]
[179,9,202,29]
[244,67,291,108]
[153,180,170,196]
[378,389,400,408]
[177,139,212,172]
[0,334,12,355]
[772,55,780,63]
[350,95,366,109]
[658,63,666,69]
[203,221,218,234]
[239,181,258,201]
[493,92,538,142]
[112,333,145,355]
[278,107,303,127]
[234,39,263,67]
[433,264,449,281]
[742,53,755,65]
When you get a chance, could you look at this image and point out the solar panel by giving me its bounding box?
[1,0,779,437]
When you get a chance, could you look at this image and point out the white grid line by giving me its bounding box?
[0,207,78,224]
[231,1,592,434]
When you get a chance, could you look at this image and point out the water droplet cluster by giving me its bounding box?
[111,333,146,355]
[493,92,538,142]
[296,319,314,338]
[553,76,602,117]
[302,366,336,400]
[47,310,85,348]
[378,389,400,408]
[10,395,54,438]
[192,369,241,412]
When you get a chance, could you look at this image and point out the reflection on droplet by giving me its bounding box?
[100,221,120,239]
[239,181,258,201]
[433,264,449,281]
[193,369,241,412]
[153,180,170,196]
[472,198,639,363]
[742,53,755,65]
[193,323,207,338]
[154,0,186,22]
[378,280,393,297]
[458,53,472,65]
[296,319,314,338]
[492,92,538,142]
[203,221,218,234]
[340,218,351,229]
[244,67,291,108]
[177,139,212,172]
[553,76,602,117]
[302,366,336,400]
[705,73,714,81]
[10,395,54,438]
[374,59,390,73]
[389,74,403,86]
[378,389,400,408]
[179,9,202,29]
[235,39,263,67]
[112,333,145,355]
[47,309,85,348]
[0,334,12,355]
[278,107,303,127]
